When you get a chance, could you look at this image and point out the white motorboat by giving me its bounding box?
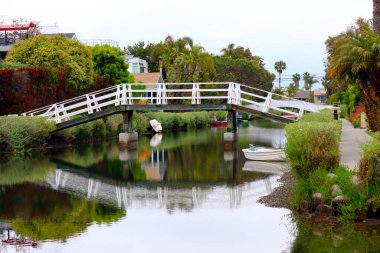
[150,119,162,133]
[242,145,286,161]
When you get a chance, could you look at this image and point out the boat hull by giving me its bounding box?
[242,148,286,161]
[211,121,227,127]
[150,119,162,133]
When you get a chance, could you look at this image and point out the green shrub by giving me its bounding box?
[144,111,210,132]
[298,109,335,123]
[208,111,227,121]
[285,121,340,175]
[92,119,107,138]
[0,116,55,152]
[340,104,347,119]
[358,132,380,185]
[106,114,123,136]
[352,115,361,128]
[132,113,150,133]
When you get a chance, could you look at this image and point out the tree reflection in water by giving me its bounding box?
[0,184,125,241]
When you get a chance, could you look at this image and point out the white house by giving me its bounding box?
[125,55,148,74]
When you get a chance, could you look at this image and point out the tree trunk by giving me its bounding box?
[362,98,380,132]
[374,0,380,34]
[358,79,380,132]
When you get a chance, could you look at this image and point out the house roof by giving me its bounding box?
[314,89,327,96]
[294,90,311,99]
[0,23,36,31]
[132,73,163,88]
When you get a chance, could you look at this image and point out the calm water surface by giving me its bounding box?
[2,119,378,252]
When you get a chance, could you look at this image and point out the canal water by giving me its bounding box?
[1,119,379,252]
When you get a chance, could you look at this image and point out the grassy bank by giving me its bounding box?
[287,110,380,222]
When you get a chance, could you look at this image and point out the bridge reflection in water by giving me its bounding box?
[45,144,284,211]
[44,168,279,210]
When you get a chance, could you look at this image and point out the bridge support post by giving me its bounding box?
[224,110,237,149]
[119,110,138,149]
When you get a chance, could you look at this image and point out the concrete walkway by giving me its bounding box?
[340,119,371,170]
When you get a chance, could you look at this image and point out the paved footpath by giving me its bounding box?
[339,119,371,170]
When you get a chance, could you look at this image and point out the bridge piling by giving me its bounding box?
[119,111,138,149]
[224,110,238,149]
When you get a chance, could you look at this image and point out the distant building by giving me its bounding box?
[313,89,327,104]
[81,39,119,48]
[126,55,148,74]
[132,72,163,89]
[42,33,78,40]
[132,72,164,102]
[0,22,37,59]
[293,90,311,102]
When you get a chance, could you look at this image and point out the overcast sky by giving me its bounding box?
[1,0,373,87]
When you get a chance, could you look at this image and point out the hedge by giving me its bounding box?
[285,110,341,175]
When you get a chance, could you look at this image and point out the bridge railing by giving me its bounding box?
[22,82,325,123]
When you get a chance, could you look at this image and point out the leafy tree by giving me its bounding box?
[5,35,93,89]
[91,44,133,84]
[287,83,298,97]
[221,43,264,65]
[325,19,380,131]
[274,60,286,88]
[125,41,159,72]
[151,36,216,83]
[221,43,236,57]
[213,56,274,91]
[272,86,285,95]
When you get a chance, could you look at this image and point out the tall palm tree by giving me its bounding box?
[303,72,319,90]
[326,19,380,131]
[221,43,235,58]
[374,0,380,33]
[292,73,301,88]
[274,60,286,88]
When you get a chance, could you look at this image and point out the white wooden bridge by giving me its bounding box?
[22,82,329,131]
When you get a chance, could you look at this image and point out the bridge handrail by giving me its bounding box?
[22,82,329,123]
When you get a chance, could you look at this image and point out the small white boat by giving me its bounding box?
[242,145,286,161]
[150,119,162,133]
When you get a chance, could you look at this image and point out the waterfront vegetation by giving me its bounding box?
[285,110,341,175]
[0,111,227,152]
[0,116,55,153]
[287,110,380,222]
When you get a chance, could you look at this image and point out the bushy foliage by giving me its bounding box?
[0,116,55,152]
[144,111,210,130]
[285,110,341,175]
[5,35,94,89]
[208,111,227,121]
[213,56,274,91]
[339,104,348,118]
[326,19,380,131]
[151,36,216,83]
[358,132,380,186]
[0,67,116,115]
[91,44,133,84]
[54,111,211,143]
